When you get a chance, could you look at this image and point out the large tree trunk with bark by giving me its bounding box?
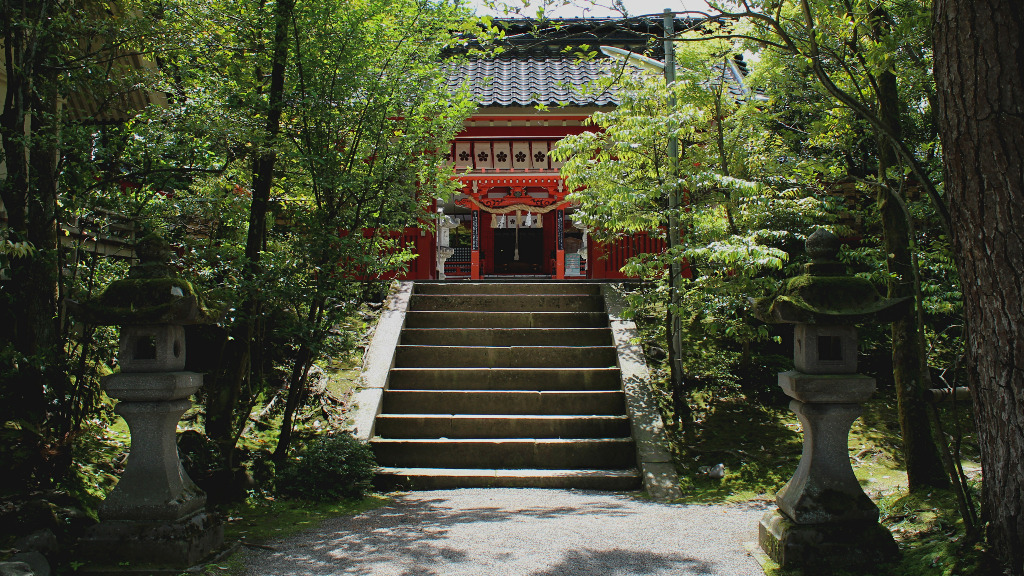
[933,2,1024,573]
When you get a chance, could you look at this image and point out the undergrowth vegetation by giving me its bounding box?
[6,307,386,575]
[276,433,377,501]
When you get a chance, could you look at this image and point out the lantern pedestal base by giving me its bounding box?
[758,509,898,569]
[77,509,224,575]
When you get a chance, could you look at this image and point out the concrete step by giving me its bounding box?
[404,311,608,329]
[400,328,612,347]
[410,294,604,313]
[370,438,637,469]
[394,345,618,368]
[381,390,626,415]
[373,467,642,490]
[374,414,632,439]
[366,280,642,490]
[387,367,622,391]
[414,283,602,296]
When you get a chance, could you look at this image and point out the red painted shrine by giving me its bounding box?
[396,19,734,281]
[443,111,602,280]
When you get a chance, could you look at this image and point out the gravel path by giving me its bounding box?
[243,489,770,576]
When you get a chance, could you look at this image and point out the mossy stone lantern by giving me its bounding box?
[70,235,223,572]
[754,229,908,569]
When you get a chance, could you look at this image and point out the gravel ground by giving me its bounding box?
[243,489,771,576]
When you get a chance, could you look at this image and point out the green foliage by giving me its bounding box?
[0,0,164,487]
[275,433,377,501]
[74,0,486,463]
[553,37,835,389]
[699,0,965,399]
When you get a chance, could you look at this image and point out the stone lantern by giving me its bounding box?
[436,209,459,280]
[70,235,223,572]
[571,217,589,261]
[754,229,908,569]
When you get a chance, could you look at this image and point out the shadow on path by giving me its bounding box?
[526,548,715,576]
[244,490,764,576]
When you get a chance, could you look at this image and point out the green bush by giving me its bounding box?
[275,433,376,501]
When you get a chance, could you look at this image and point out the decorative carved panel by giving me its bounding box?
[454,142,473,169]
[512,141,531,170]
[473,141,493,169]
[452,140,564,172]
[493,141,512,170]
[531,141,549,169]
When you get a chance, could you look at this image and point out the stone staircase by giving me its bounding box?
[370,282,643,490]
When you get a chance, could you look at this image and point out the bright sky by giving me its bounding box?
[469,0,716,19]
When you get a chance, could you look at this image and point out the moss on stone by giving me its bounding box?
[71,277,218,326]
[756,274,911,325]
[783,274,881,312]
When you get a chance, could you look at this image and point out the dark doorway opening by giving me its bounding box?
[493,228,544,274]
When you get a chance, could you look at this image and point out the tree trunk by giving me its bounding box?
[273,341,315,461]
[0,1,68,485]
[933,2,1024,573]
[203,0,294,465]
[273,293,325,460]
[875,67,949,491]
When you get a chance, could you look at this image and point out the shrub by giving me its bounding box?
[275,433,376,501]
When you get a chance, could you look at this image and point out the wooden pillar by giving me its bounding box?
[471,209,481,279]
[555,209,565,279]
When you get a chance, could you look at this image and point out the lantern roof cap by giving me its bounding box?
[753,229,911,325]
[68,234,219,326]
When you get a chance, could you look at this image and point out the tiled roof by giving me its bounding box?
[447,58,618,107]
[448,55,753,108]
[445,18,755,108]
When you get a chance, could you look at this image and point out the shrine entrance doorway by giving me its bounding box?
[493,228,545,275]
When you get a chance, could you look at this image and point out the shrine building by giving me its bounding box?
[399,18,748,281]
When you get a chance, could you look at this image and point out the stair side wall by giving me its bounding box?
[601,283,684,501]
[353,281,414,442]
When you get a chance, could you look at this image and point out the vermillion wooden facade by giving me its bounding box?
[394,18,747,281]
[393,19,677,281]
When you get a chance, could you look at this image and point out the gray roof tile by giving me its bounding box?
[447,57,618,107]
[447,55,752,108]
